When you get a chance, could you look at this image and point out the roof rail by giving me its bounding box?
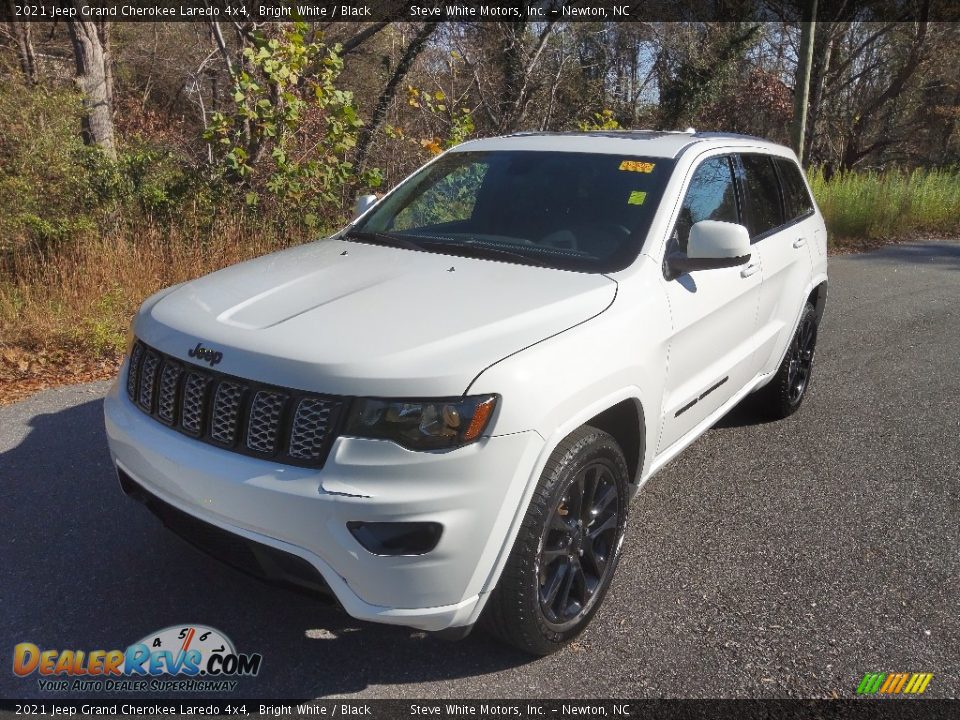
[692,131,769,142]
[504,129,701,140]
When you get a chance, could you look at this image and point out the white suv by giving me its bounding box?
[105,131,827,655]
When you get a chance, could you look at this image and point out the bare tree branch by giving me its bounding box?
[342,22,389,55]
[355,22,440,171]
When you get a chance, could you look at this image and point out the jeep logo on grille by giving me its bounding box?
[188,342,223,367]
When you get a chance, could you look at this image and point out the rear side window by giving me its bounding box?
[670,155,739,254]
[739,154,785,239]
[774,157,814,221]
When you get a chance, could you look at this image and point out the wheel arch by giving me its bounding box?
[470,388,651,619]
[807,279,828,325]
[584,398,645,486]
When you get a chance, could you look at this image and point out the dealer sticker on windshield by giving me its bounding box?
[619,160,655,173]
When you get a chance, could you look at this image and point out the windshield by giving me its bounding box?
[350,150,674,273]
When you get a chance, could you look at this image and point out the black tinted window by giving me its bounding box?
[671,156,738,254]
[774,157,814,221]
[357,151,674,273]
[740,154,785,239]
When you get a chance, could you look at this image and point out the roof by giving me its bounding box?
[453,130,788,160]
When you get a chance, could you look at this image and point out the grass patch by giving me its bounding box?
[0,216,314,400]
[809,167,960,247]
[1,217,309,356]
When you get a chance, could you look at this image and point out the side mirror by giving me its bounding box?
[353,194,378,220]
[666,220,751,280]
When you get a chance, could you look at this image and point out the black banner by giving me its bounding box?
[2,0,958,24]
[1,700,959,719]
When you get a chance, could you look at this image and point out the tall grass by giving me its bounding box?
[0,217,308,361]
[809,167,960,243]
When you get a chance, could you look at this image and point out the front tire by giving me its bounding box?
[482,426,629,655]
[755,301,819,419]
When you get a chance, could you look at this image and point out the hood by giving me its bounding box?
[136,237,617,397]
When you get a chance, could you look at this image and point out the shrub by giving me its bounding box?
[0,79,96,254]
[809,167,960,243]
[203,22,382,221]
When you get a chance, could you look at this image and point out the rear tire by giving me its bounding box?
[481,426,629,656]
[755,301,819,419]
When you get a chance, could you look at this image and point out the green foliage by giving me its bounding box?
[577,109,622,131]
[80,284,128,355]
[809,167,960,242]
[394,83,475,159]
[659,24,763,129]
[446,107,476,149]
[0,77,205,254]
[0,80,94,252]
[79,144,201,216]
[204,23,381,213]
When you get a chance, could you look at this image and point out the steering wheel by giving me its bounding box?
[590,222,631,238]
[540,223,632,253]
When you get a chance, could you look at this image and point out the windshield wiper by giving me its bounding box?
[344,229,426,252]
[416,238,551,268]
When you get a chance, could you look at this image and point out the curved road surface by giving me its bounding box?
[2,240,958,700]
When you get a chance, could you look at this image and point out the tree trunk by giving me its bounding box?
[791,0,817,165]
[97,21,114,116]
[66,5,116,158]
[804,21,835,162]
[7,2,37,84]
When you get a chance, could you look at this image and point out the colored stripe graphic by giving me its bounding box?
[857,673,886,694]
[912,674,933,694]
[890,673,909,693]
[879,674,898,693]
[857,672,933,695]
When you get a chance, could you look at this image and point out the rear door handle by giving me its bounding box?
[741,261,760,278]
[793,237,807,249]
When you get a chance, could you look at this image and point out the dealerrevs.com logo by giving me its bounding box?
[13,625,262,693]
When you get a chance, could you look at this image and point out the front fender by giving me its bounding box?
[468,259,669,472]
[463,261,671,601]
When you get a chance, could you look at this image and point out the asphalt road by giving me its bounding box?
[1,240,958,701]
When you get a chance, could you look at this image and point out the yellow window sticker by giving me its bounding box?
[619,160,655,173]
[627,190,647,205]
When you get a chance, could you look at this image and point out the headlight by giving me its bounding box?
[344,395,498,450]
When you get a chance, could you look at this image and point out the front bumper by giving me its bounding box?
[103,376,544,631]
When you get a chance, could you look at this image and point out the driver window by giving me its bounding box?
[669,156,739,255]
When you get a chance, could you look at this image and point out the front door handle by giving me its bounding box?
[741,260,761,278]
[793,237,807,249]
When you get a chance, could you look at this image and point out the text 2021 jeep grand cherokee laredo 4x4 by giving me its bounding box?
[105,131,827,655]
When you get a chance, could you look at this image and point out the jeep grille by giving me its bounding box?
[126,339,344,468]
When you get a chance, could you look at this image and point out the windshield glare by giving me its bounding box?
[352,150,674,272]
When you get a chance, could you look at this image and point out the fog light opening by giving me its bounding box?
[347,521,443,556]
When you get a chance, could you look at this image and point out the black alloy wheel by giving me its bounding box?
[755,301,820,419]
[537,460,621,630]
[481,426,630,655]
[786,311,817,404]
